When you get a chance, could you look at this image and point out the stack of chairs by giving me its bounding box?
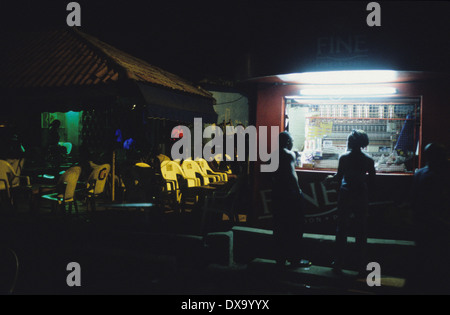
[192,158,227,187]
[182,159,218,187]
[159,156,232,211]
[196,158,228,182]
[160,160,199,213]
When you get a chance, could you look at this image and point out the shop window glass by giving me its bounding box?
[285,97,420,173]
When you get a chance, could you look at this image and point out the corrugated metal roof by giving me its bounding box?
[1,28,213,99]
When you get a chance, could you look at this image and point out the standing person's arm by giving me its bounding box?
[367,157,376,191]
[286,149,302,192]
[325,155,345,184]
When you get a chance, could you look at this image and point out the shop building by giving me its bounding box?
[245,70,450,239]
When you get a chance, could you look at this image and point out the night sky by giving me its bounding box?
[1,1,449,81]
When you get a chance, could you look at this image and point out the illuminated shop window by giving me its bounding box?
[284,97,420,173]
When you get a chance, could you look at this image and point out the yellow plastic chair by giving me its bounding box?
[195,158,222,183]
[0,160,16,204]
[5,158,27,188]
[7,158,33,211]
[160,162,178,192]
[161,161,201,210]
[0,159,31,208]
[182,159,212,186]
[184,159,225,187]
[163,161,200,188]
[81,162,111,211]
[181,160,222,215]
[161,161,196,204]
[159,161,181,210]
[135,162,150,168]
[196,158,228,182]
[41,166,81,214]
[157,154,171,164]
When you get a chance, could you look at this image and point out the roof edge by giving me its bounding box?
[71,27,214,100]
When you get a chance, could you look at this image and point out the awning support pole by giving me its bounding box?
[112,150,115,201]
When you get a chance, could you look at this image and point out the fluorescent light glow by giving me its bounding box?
[300,86,397,96]
[278,70,398,84]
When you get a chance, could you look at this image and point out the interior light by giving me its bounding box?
[278,70,398,84]
[300,86,397,96]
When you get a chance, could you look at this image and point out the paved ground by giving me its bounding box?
[1,197,449,297]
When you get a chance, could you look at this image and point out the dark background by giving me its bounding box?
[1,1,449,81]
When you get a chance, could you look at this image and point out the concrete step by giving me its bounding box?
[231,226,416,279]
[247,258,407,295]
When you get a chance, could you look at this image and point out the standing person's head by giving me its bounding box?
[347,129,369,151]
[423,143,447,169]
[279,131,293,150]
[49,119,60,129]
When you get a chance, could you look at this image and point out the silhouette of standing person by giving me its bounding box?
[272,131,311,268]
[47,119,67,167]
[325,130,375,274]
[48,119,61,147]
[410,143,450,293]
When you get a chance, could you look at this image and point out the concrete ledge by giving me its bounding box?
[232,226,415,246]
[231,226,417,278]
[232,226,275,263]
[303,233,415,246]
[248,258,407,294]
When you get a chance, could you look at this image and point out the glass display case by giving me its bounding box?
[285,97,420,173]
